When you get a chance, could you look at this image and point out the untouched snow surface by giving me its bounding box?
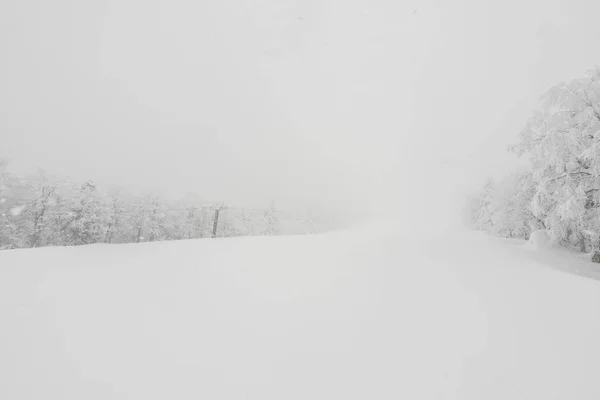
[1,225,600,399]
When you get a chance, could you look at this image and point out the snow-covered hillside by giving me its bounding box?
[1,224,600,399]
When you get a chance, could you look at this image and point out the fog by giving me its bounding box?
[2,0,600,226]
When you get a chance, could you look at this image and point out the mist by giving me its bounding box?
[5,2,600,398]
[2,0,600,227]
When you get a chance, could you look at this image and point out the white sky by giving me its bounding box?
[2,0,600,218]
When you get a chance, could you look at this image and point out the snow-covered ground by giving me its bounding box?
[1,223,600,399]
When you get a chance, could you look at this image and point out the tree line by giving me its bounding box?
[467,68,600,258]
[0,165,335,250]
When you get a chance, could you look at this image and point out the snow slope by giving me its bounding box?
[1,225,600,399]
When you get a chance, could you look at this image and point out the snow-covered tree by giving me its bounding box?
[62,181,105,246]
[474,179,495,232]
[104,193,125,244]
[145,195,168,242]
[239,208,254,236]
[178,205,200,239]
[262,202,280,235]
[488,171,539,239]
[0,162,23,249]
[20,182,58,247]
[510,68,600,249]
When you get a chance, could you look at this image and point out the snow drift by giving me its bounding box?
[1,225,600,399]
[526,229,552,250]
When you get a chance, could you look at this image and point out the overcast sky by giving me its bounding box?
[2,0,600,220]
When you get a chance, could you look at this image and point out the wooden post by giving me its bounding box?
[212,208,220,238]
